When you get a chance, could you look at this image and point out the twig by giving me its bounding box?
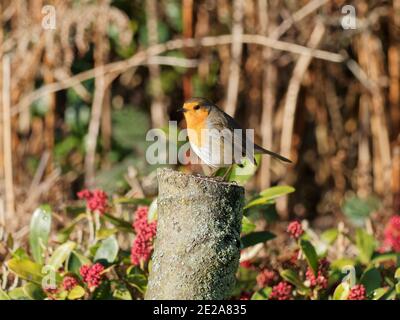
[27,150,50,195]
[12,35,345,116]
[146,0,167,127]
[2,54,14,218]
[84,66,106,188]
[259,0,276,189]
[280,22,326,159]
[224,0,244,117]
[270,0,329,39]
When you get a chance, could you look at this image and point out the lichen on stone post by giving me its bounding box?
[145,168,244,300]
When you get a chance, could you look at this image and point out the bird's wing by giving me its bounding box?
[209,107,292,164]
[208,108,257,165]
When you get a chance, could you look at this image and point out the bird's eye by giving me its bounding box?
[194,105,200,110]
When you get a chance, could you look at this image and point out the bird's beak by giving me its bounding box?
[177,108,187,113]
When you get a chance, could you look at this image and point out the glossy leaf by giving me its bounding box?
[355,229,376,265]
[320,228,339,244]
[333,282,350,300]
[94,236,119,263]
[67,285,86,300]
[227,154,261,186]
[241,216,256,235]
[96,228,118,240]
[147,198,158,222]
[240,231,276,249]
[299,239,319,275]
[23,283,46,300]
[6,258,43,285]
[67,251,91,274]
[113,283,132,300]
[0,288,10,300]
[250,287,271,300]
[48,241,76,271]
[103,213,134,233]
[244,197,274,210]
[259,186,295,201]
[372,287,389,300]
[360,268,382,295]
[280,269,309,292]
[342,196,380,226]
[126,273,148,294]
[29,205,52,264]
[8,287,31,300]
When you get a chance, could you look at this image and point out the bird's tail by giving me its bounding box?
[254,144,292,163]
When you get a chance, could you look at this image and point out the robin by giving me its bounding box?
[178,97,291,176]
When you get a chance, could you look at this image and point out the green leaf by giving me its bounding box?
[67,285,86,300]
[29,205,52,264]
[395,267,400,279]
[333,282,350,300]
[12,247,30,260]
[96,228,118,240]
[148,199,158,222]
[360,268,382,295]
[67,251,91,274]
[126,272,148,294]
[8,287,31,300]
[372,287,389,300]
[241,216,256,235]
[6,258,44,285]
[240,231,276,249]
[113,198,152,206]
[330,258,356,270]
[320,228,339,244]
[48,241,76,271]
[251,287,271,300]
[299,239,319,275]
[259,186,295,201]
[23,283,46,300]
[370,252,400,265]
[227,154,261,186]
[244,197,274,210]
[342,196,380,226]
[280,269,309,292]
[355,229,376,265]
[94,236,119,263]
[113,282,132,300]
[92,280,112,300]
[0,288,10,300]
[56,214,86,243]
[103,213,134,233]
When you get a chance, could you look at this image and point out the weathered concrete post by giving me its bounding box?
[145,168,244,300]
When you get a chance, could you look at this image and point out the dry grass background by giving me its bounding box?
[0,0,399,242]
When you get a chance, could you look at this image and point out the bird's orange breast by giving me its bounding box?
[184,109,209,147]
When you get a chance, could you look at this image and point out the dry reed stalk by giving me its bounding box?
[280,22,326,160]
[392,143,400,212]
[388,46,399,137]
[357,95,372,198]
[277,22,325,219]
[258,0,276,189]
[357,33,392,207]
[101,88,112,154]
[0,3,3,182]
[224,0,244,117]
[182,0,194,99]
[2,55,15,218]
[84,67,106,188]
[43,32,56,174]
[146,0,167,128]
